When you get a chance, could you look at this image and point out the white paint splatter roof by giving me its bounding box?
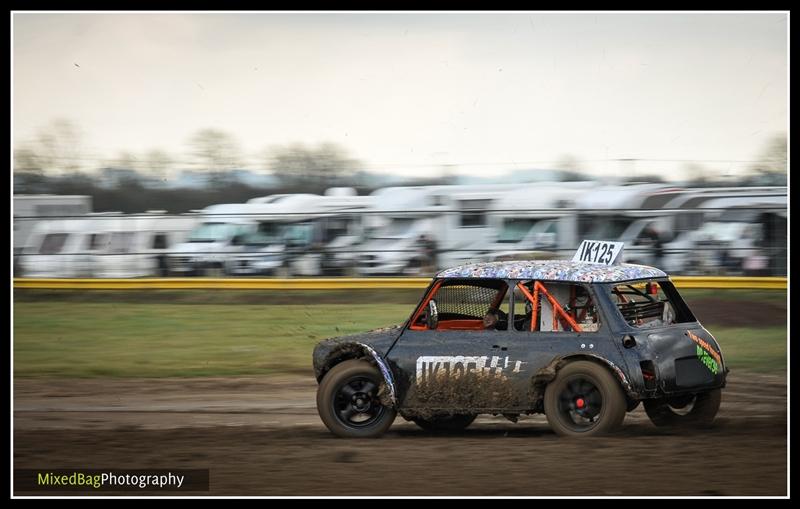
[436,260,667,283]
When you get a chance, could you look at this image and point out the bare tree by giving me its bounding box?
[109,151,140,170]
[754,134,787,174]
[188,128,242,177]
[34,118,85,174]
[13,147,43,174]
[143,149,174,180]
[266,142,361,189]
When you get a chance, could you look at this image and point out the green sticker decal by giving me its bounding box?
[696,345,719,375]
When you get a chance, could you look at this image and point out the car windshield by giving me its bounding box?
[284,222,315,245]
[696,221,748,242]
[610,280,696,329]
[242,222,285,246]
[497,219,538,243]
[586,216,634,241]
[368,218,416,240]
[188,222,240,243]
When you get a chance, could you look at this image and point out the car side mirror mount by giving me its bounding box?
[426,299,439,330]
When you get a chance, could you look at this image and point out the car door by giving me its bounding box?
[385,278,528,412]
[504,280,611,401]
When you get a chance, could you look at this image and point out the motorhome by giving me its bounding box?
[575,185,787,273]
[355,184,523,275]
[166,202,283,276]
[226,190,372,276]
[665,191,787,275]
[481,182,595,261]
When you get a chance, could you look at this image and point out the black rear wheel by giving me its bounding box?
[643,389,721,427]
[543,361,626,437]
[317,359,396,438]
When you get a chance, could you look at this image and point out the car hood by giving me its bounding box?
[168,241,227,254]
[317,325,404,355]
[312,324,405,378]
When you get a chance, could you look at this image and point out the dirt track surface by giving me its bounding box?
[687,298,786,328]
[13,372,786,496]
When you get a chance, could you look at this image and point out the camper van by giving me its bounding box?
[575,185,787,274]
[482,182,595,262]
[355,184,522,276]
[166,202,284,276]
[226,191,372,276]
[665,191,787,275]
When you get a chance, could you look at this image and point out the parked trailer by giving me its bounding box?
[19,212,196,278]
[90,213,196,278]
[20,216,106,278]
[13,194,92,275]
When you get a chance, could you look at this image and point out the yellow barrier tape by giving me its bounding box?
[12,276,786,290]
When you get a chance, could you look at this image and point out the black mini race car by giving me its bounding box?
[313,258,727,437]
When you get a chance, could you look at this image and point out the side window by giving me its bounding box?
[459,200,490,228]
[109,232,136,254]
[39,233,69,255]
[611,281,694,328]
[514,281,600,332]
[152,233,168,250]
[89,233,109,251]
[410,279,509,331]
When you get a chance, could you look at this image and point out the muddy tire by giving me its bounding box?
[412,414,477,432]
[317,359,396,438]
[543,361,627,437]
[643,389,721,428]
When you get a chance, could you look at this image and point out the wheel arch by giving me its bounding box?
[316,342,397,407]
[530,354,638,410]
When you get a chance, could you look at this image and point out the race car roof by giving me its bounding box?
[436,260,667,283]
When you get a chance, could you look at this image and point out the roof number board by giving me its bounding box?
[572,240,624,265]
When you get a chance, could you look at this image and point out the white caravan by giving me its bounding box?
[20,212,196,278]
[90,213,196,278]
[13,195,92,275]
[20,216,107,278]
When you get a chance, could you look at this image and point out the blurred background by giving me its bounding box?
[12,13,787,280]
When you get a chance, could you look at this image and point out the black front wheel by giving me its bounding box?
[643,389,721,428]
[543,361,627,437]
[317,360,396,438]
[412,414,477,432]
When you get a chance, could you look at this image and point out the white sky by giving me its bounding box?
[12,11,789,180]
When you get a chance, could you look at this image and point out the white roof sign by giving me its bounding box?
[572,240,625,265]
